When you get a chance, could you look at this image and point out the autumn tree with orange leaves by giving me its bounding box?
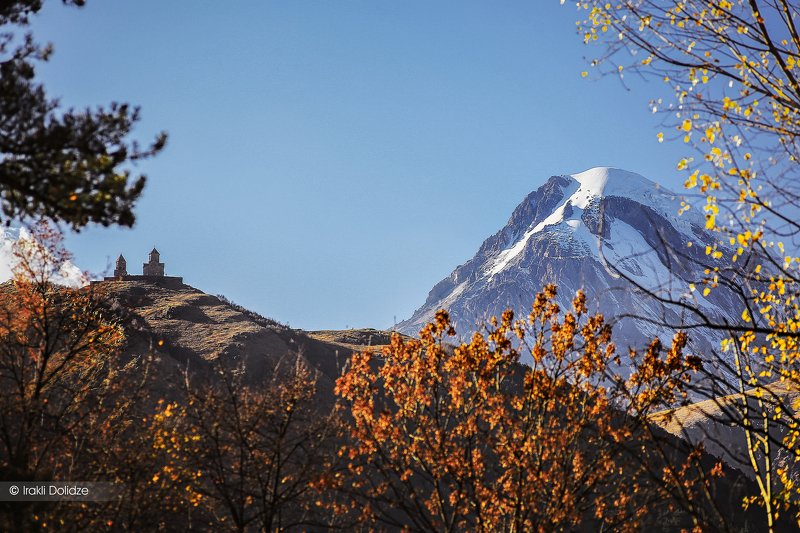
[149,355,342,532]
[0,224,126,531]
[334,285,743,532]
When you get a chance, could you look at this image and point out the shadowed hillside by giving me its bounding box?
[97,277,397,398]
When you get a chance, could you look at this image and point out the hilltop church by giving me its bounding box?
[104,248,183,283]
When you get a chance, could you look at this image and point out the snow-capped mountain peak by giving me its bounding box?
[572,166,656,200]
[484,167,699,281]
[398,168,729,371]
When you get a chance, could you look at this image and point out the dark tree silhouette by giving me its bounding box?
[0,0,166,230]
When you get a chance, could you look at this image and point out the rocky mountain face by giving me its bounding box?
[397,167,739,372]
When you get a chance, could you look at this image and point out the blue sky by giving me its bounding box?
[32,1,688,330]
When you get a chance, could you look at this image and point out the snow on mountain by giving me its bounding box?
[397,167,735,372]
[0,227,85,287]
[485,168,697,280]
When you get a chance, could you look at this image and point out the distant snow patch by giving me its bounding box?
[0,227,86,287]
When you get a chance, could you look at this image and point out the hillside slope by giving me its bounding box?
[99,277,393,396]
